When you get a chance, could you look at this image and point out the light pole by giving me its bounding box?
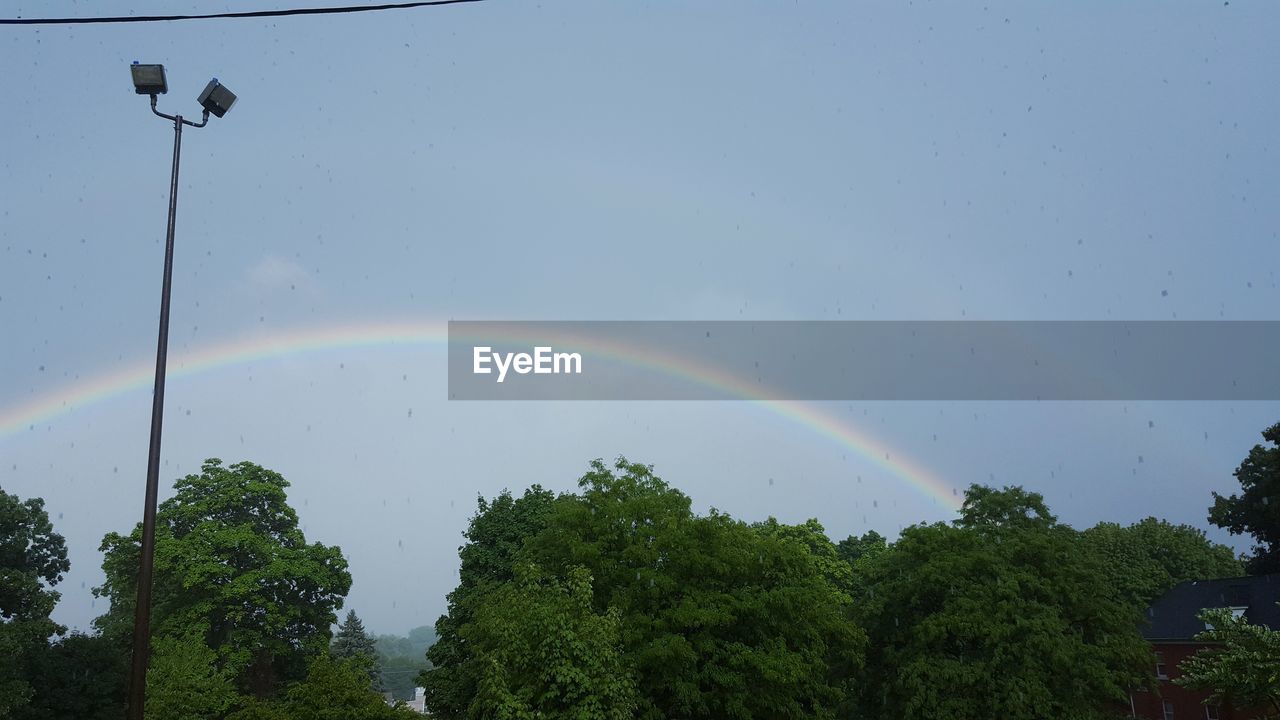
[126,62,236,720]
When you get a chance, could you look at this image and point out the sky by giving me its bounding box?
[1,0,1278,636]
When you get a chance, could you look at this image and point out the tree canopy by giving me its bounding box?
[332,610,382,691]
[427,458,865,720]
[1210,421,1280,574]
[10,632,127,720]
[464,564,637,720]
[228,655,420,720]
[1176,605,1280,718]
[94,459,352,697]
[374,626,435,701]
[423,485,558,716]
[145,632,239,720]
[0,487,70,716]
[855,485,1151,720]
[1082,517,1243,608]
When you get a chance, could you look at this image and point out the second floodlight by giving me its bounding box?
[197,79,237,118]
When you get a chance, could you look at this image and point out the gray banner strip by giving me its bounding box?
[447,321,1280,401]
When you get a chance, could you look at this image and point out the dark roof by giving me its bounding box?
[1142,573,1280,641]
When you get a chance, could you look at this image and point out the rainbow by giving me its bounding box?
[0,320,962,509]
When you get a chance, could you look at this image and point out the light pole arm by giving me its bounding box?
[150,94,209,127]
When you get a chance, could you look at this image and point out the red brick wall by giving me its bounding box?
[1129,643,1250,720]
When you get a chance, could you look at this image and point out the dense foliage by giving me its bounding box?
[227,655,420,720]
[0,487,70,716]
[1082,517,1243,607]
[332,610,383,691]
[855,485,1153,720]
[374,626,435,700]
[9,632,127,720]
[425,458,865,720]
[465,564,638,720]
[94,459,353,697]
[423,485,558,715]
[1176,605,1280,718]
[1210,422,1280,574]
[7,421,1280,718]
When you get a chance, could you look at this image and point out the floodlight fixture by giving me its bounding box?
[130,61,168,95]
[197,78,237,118]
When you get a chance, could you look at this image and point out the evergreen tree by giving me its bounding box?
[332,610,382,691]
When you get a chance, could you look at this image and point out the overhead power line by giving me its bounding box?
[0,0,485,25]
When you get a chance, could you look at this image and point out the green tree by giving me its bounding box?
[837,530,887,565]
[145,632,239,720]
[856,485,1151,720]
[1210,422,1280,574]
[464,564,637,720]
[422,486,557,718]
[332,610,382,691]
[524,458,864,720]
[1083,517,1243,607]
[1176,605,1280,718]
[10,632,128,720]
[755,517,855,597]
[94,459,352,697]
[375,626,434,701]
[374,625,436,661]
[229,655,419,720]
[0,488,69,716]
[837,530,889,604]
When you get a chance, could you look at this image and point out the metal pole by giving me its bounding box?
[126,111,183,720]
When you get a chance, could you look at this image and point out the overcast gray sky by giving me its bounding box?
[1,0,1277,635]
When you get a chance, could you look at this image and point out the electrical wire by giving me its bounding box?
[0,0,485,26]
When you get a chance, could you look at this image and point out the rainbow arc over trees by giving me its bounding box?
[0,320,962,509]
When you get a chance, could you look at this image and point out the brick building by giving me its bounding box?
[1129,574,1280,719]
